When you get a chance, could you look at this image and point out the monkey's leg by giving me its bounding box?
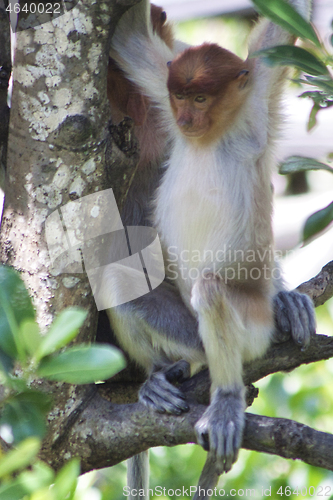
[190,276,248,474]
[139,360,191,414]
[273,290,316,348]
[195,386,246,474]
[191,275,273,475]
[108,281,204,414]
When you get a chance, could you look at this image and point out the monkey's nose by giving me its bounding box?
[177,115,192,128]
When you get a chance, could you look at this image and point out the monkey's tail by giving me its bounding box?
[127,450,150,500]
[193,454,219,500]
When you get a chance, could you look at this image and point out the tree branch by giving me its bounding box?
[42,387,333,473]
[243,413,333,471]
[297,260,333,307]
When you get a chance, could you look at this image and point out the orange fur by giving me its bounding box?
[167,44,247,97]
[151,4,173,49]
[107,4,173,164]
[167,44,250,145]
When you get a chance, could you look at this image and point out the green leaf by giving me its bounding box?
[304,74,333,94]
[252,45,329,76]
[303,201,333,242]
[19,462,55,493]
[307,102,321,130]
[27,485,56,500]
[20,319,41,357]
[53,458,80,500]
[279,156,333,175]
[0,437,40,478]
[0,391,52,443]
[0,348,14,374]
[35,307,87,362]
[37,344,126,384]
[252,0,321,47]
[0,265,35,360]
[0,480,28,500]
[299,91,328,107]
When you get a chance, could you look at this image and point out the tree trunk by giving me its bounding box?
[0,0,140,466]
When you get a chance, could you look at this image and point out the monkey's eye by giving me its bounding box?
[161,11,167,24]
[175,93,184,100]
[195,95,206,103]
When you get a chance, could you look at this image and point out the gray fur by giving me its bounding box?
[273,290,316,348]
[139,360,190,414]
[127,451,149,499]
[195,387,245,474]
[192,455,220,500]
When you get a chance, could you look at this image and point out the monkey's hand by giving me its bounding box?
[139,360,190,415]
[195,387,245,474]
[273,291,316,349]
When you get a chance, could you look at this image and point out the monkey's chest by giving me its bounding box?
[155,147,256,272]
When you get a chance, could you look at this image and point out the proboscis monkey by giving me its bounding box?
[106,0,315,496]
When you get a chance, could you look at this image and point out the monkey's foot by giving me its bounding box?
[273,291,316,349]
[195,387,245,474]
[139,360,190,415]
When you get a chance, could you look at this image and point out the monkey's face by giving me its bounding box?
[167,44,250,143]
[170,93,215,138]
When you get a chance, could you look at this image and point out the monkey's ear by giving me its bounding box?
[237,69,249,89]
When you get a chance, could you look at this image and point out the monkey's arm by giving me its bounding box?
[110,0,174,125]
[247,0,312,135]
[246,0,316,348]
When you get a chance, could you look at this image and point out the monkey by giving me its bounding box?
[104,0,316,496]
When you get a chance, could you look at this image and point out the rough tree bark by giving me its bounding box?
[0,0,332,480]
[0,0,11,189]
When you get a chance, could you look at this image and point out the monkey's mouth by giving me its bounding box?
[180,128,207,139]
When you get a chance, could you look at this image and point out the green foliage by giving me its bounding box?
[0,264,126,499]
[0,391,51,443]
[252,0,333,242]
[302,202,333,242]
[0,437,40,478]
[34,307,88,362]
[252,0,320,46]
[0,263,125,388]
[251,0,333,132]
[52,458,80,500]
[0,265,35,361]
[253,45,329,75]
[0,450,80,500]
[278,156,333,241]
[279,156,333,175]
[38,345,125,384]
